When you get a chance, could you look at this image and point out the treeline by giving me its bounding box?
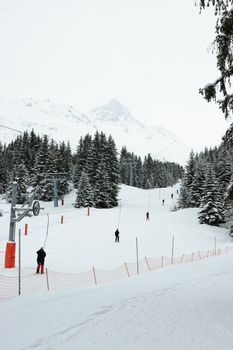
[178,145,233,227]
[73,132,120,208]
[120,147,183,189]
[0,130,183,208]
[0,130,72,203]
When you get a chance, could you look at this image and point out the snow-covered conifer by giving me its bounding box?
[93,160,111,208]
[178,177,191,208]
[189,160,206,207]
[198,165,225,226]
[75,170,93,208]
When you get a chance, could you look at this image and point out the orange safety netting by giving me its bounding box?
[0,246,232,300]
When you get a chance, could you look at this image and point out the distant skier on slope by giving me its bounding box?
[171,193,173,199]
[146,212,150,220]
[115,229,120,242]
[36,247,46,274]
[162,199,165,205]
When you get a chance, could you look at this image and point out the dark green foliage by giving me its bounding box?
[75,171,94,208]
[15,162,29,204]
[105,135,121,207]
[178,177,191,209]
[0,144,8,193]
[119,147,183,189]
[178,143,233,226]
[198,165,225,225]
[93,160,112,208]
[198,1,233,119]
[189,160,206,207]
[0,131,71,202]
[73,131,120,208]
[73,134,92,188]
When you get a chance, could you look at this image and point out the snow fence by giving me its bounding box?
[0,246,233,300]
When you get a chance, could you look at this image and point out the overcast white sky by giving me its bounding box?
[0,0,231,150]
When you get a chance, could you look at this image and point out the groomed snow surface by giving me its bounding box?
[0,185,233,350]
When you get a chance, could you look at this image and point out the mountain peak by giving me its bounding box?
[0,97,190,164]
[88,98,133,123]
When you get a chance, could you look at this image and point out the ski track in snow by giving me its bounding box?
[1,184,233,349]
[18,268,233,350]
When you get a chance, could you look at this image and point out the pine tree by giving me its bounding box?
[185,150,196,191]
[75,171,94,208]
[119,146,130,184]
[189,160,206,207]
[105,135,120,206]
[178,177,191,209]
[198,165,225,226]
[134,156,143,188]
[31,135,54,201]
[0,144,8,193]
[74,134,93,187]
[93,160,111,208]
[199,1,233,120]
[16,162,29,204]
[39,147,57,201]
[216,148,232,196]
[177,151,196,208]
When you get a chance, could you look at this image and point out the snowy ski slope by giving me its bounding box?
[0,184,231,274]
[1,185,233,349]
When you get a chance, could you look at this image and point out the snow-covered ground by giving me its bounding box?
[0,184,233,349]
[0,184,231,273]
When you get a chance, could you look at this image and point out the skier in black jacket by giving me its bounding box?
[36,247,46,274]
[115,229,120,242]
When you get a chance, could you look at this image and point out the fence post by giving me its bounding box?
[191,252,194,262]
[207,250,209,258]
[145,257,150,271]
[161,255,164,268]
[136,237,139,275]
[180,254,184,264]
[24,224,28,236]
[198,251,201,260]
[61,215,64,224]
[87,207,90,216]
[46,268,50,291]
[215,236,217,255]
[226,246,228,255]
[92,266,97,285]
[125,262,130,277]
[171,235,174,264]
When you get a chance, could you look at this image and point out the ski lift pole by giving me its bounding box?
[136,237,139,275]
[148,194,150,212]
[9,182,17,242]
[53,178,59,208]
[18,228,21,296]
[43,214,50,249]
[117,199,122,229]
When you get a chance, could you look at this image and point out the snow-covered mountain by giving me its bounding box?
[0,97,190,164]
[88,99,190,164]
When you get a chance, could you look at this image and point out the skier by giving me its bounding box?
[177,189,179,194]
[146,211,150,220]
[162,199,165,206]
[36,247,46,274]
[171,193,173,199]
[115,229,120,242]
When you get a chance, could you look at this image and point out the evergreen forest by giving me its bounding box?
[0,130,183,209]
